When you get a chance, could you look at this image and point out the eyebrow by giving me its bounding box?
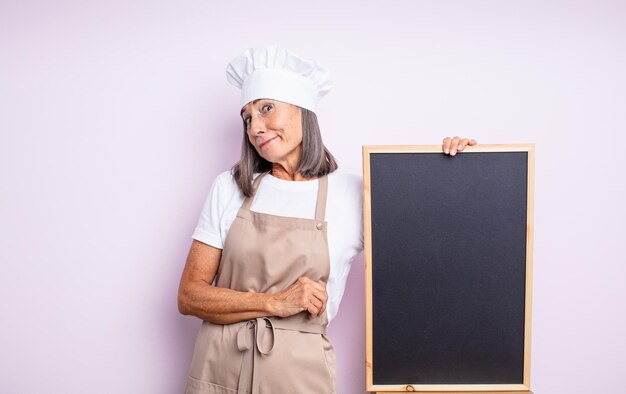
[240,99,261,117]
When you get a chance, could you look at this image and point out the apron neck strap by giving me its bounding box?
[314,175,328,223]
[242,172,269,210]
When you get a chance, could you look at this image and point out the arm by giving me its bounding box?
[177,240,328,324]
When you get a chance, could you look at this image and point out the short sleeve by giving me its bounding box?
[191,173,229,249]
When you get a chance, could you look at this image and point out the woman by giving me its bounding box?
[178,44,476,394]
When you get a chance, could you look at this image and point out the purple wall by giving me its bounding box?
[2,1,625,393]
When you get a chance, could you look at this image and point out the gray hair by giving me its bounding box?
[232,107,338,197]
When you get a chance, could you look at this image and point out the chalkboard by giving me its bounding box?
[363,145,534,393]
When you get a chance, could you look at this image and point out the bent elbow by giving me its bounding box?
[177,289,191,315]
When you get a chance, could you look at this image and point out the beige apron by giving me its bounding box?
[185,173,336,394]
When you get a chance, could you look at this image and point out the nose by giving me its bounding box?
[248,113,265,136]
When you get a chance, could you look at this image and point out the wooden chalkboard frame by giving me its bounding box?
[363,144,534,393]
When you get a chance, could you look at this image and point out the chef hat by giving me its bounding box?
[226,44,332,113]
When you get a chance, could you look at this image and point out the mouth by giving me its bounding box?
[259,136,277,149]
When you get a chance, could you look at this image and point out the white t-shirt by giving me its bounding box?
[192,170,364,323]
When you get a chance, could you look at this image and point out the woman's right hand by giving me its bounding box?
[270,276,328,319]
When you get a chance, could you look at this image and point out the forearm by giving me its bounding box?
[178,281,276,325]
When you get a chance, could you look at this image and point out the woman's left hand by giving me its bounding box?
[442,136,477,156]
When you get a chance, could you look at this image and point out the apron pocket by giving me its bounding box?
[260,330,335,394]
[185,376,237,394]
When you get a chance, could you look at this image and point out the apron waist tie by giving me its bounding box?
[235,316,326,394]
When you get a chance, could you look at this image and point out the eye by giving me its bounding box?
[242,116,251,128]
[261,103,273,112]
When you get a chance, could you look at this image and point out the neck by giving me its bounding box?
[270,163,311,181]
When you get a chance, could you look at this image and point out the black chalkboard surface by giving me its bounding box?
[363,145,534,393]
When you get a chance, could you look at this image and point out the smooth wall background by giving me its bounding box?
[1,1,625,393]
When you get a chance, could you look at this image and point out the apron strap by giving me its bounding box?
[314,175,328,224]
[241,172,269,210]
[236,316,324,394]
[236,317,276,394]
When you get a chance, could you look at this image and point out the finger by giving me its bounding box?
[308,292,326,317]
[309,280,326,292]
[311,287,328,303]
[306,305,315,318]
[457,138,469,151]
[303,299,314,314]
[297,293,308,311]
[297,276,326,292]
[442,137,452,154]
[300,288,323,305]
[449,136,460,156]
[306,302,321,319]
[296,276,310,285]
[309,297,323,310]
[319,298,327,317]
[458,138,478,152]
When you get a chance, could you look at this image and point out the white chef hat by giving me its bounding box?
[226,44,332,113]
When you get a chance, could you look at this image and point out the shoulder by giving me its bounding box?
[327,171,362,196]
[207,170,244,204]
[326,171,363,211]
[325,171,364,247]
[211,170,240,193]
[213,169,236,187]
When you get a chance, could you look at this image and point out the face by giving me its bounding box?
[240,99,303,165]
